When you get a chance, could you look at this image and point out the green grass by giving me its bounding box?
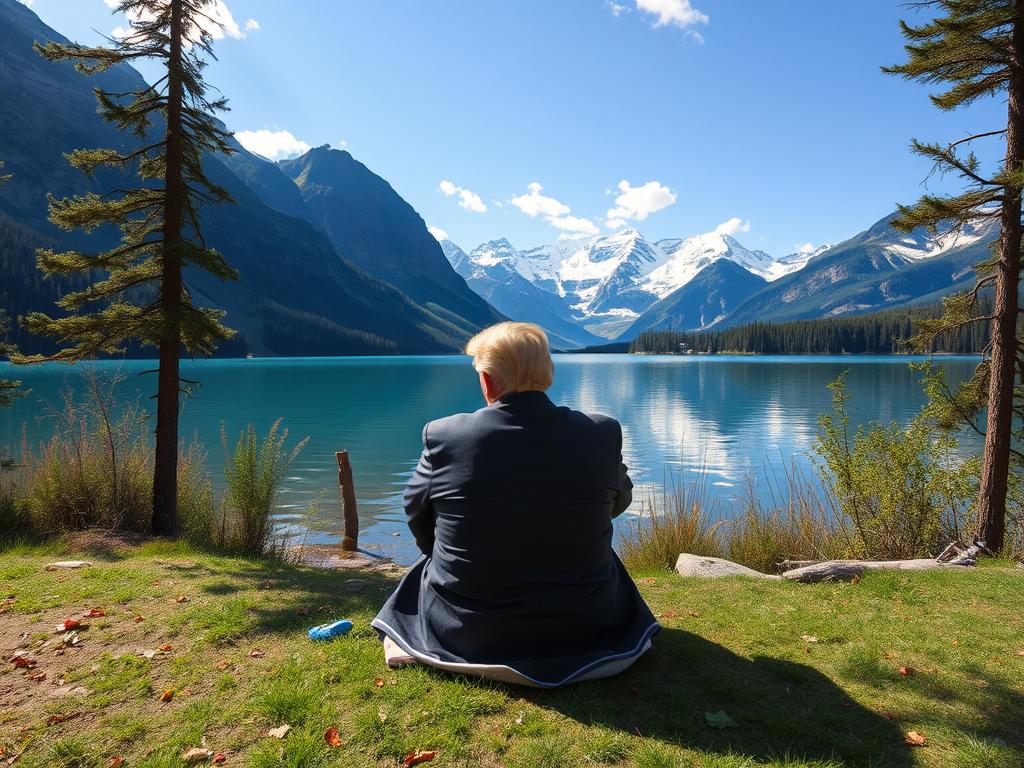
[1,539,1021,768]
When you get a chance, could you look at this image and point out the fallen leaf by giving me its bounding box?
[213,753,227,764]
[374,677,385,688]
[159,688,175,702]
[402,750,438,766]
[801,635,819,643]
[905,730,927,746]
[881,710,897,721]
[637,577,656,585]
[134,615,144,623]
[109,757,123,767]
[182,747,213,762]
[29,671,46,682]
[324,727,343,747]
[61,619,82,632]
[850,574,861,585]
[267,724,291,739]
[158,644,173,652]
[704,710,739,729]
[175,596,188,604]
[687,610,701,617]
[661,610,677,619]
[1016,650,1024,657]
[215,660,231,670]
[47,711,83,725]
[898,666,912,677]
[10,655,36,669]
[249,649,265,658]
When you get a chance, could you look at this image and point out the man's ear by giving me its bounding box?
[480,370,503,403]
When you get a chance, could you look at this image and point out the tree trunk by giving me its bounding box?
[152,0,186,537]
[977,5,1024,555]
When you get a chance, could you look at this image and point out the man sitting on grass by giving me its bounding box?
[372,321,659,687]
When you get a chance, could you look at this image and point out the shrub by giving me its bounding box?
[725,474,842,573]
[18,372,152,533]
[618,480,723,571]
[215,419,308,556]
[812,373,977,559]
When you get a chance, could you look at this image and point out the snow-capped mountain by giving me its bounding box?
[442,238,604,349]
[443,213,1001,342]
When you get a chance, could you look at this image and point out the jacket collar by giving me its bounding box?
[495,390,555,409]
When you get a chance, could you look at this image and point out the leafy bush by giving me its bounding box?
[214,419,308,556]
[812,373,977,559]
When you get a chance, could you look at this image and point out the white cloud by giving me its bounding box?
[106,0,258,43]
[336,138,348,149]
[235,129,311,160]
[635,0,708,29]
[794,242,816,254]
[713,217,751,237]
[509,183,598,237]
[17,0,35,7]
[510,182,570,219]
[607,2,629,17]
[548,215,600,236]
[606,179,677,229]
[439,180,487,213]
[427,226,449,242]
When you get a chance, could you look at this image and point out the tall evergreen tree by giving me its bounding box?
[18,1,238,535]
[884,0,1024,552]
[0,163,20,407]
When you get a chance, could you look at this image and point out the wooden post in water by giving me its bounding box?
[336,450,359,551]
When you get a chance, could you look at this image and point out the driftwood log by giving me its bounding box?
[675,543,986,583]
[335,450,359,552]
[780,558,971,583]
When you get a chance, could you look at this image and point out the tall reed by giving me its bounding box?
[216,419,308,556]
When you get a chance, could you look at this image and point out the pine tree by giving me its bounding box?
[0,163,20,407]
[884,0,1024,553]
[17,1,238,535]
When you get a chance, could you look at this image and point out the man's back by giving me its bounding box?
[422,391,631,602]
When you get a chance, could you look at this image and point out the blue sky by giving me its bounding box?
[23,0,1007,257]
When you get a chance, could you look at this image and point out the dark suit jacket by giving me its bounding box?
[372,390,659,686]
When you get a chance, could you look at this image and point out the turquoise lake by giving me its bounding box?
[0,355,981,564]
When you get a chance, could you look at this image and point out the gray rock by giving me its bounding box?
[674,553,778,579]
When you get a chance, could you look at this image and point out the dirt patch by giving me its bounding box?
[61,528,154,555]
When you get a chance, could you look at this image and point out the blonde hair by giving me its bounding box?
[465,322,554,394]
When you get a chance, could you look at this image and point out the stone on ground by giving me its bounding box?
[675,553,777,579]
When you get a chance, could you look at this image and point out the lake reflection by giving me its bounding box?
[0,355,980,563]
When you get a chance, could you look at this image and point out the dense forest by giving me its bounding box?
[628,302,993,355]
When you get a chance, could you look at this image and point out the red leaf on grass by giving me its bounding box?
[174,596,188,604]
[324,727,343,747]
[159,689,174,702]
[134,615,144,623]
[158,644,173,652]
[213,753,227,764]
[109,757,123,767]
[10,655,35,669]
[403,750,437,766]
[47,711,82,725]
[249,649,265,658]
[62,619,82,631]
[898,666,912,677]
[373,677,385,688]
[215,660,231,670]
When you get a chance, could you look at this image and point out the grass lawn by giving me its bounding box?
[0,538,1021,768]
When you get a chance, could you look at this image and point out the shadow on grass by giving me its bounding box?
[532,628,916,768]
